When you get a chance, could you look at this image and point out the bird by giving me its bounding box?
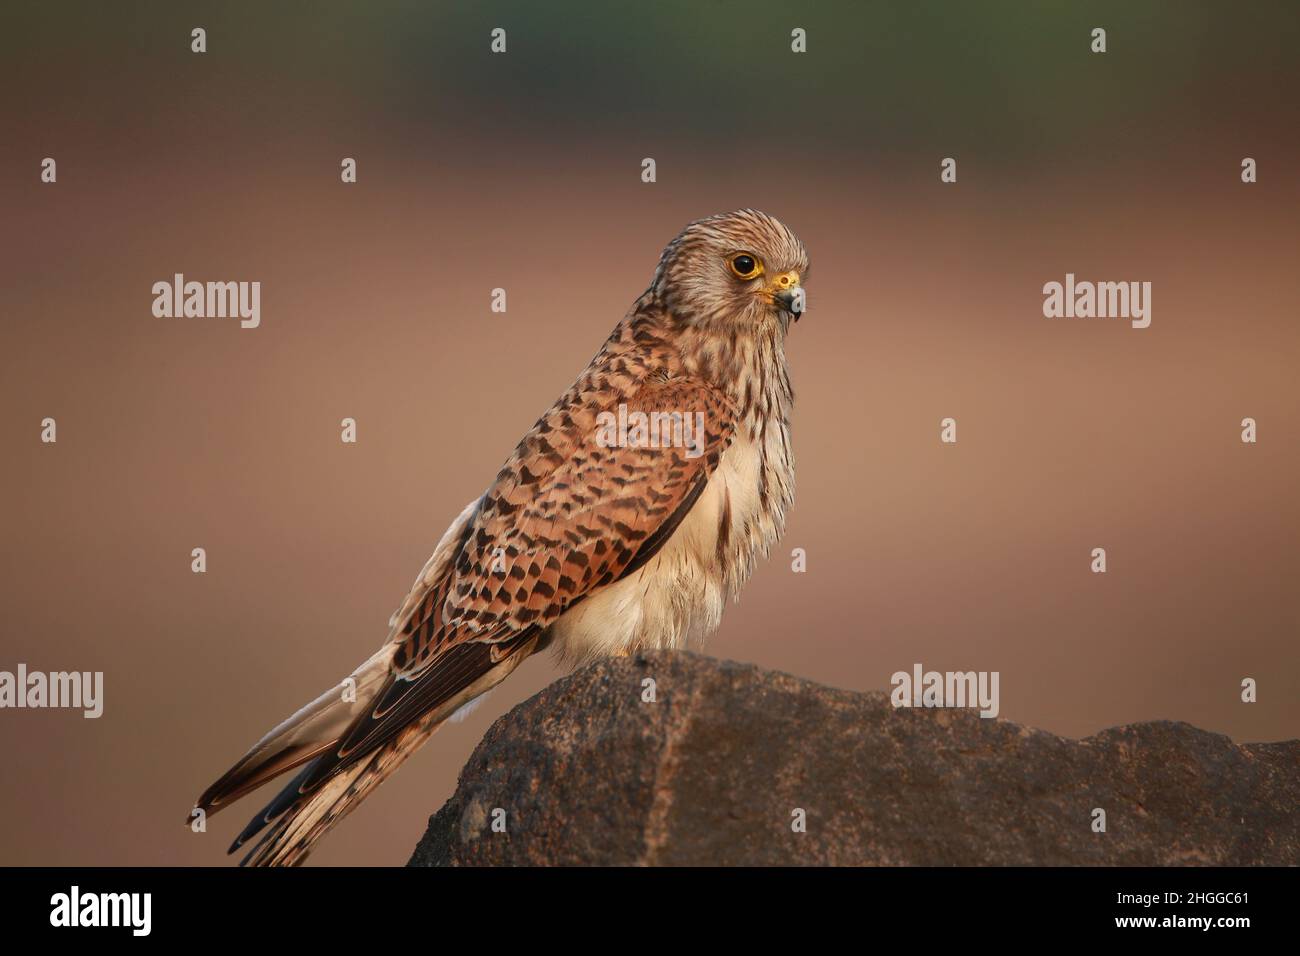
[191,209,809,865]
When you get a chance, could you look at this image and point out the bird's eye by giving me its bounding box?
[729,253,762,279]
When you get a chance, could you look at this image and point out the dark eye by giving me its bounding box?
[729,253,760,279]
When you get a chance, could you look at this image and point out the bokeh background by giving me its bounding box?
[1,1,1297,865]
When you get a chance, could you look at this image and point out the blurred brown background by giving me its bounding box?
[1,1,1297,865]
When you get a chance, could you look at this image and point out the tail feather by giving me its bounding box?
[227,763,314,853]
[190,495,499,865]
[198,642,538,866]
[193,646,394,819]
[237,717,440,867]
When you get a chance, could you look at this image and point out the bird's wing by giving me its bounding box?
[292,374,738,794]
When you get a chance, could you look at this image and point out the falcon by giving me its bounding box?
[192,209,809,865]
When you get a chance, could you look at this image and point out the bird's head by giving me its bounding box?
[652,210,809,334]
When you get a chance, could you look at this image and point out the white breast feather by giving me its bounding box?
[548,430,772,665]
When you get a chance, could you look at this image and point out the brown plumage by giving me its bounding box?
[192,209,809,865]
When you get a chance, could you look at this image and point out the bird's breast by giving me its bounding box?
[547,408,793,666]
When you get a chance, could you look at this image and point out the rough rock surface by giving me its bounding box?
[409,652,1298,866]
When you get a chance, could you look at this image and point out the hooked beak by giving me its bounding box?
[767,271,804,322]
[774,288,804,322]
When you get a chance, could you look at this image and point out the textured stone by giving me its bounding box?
[409,651,1298,866]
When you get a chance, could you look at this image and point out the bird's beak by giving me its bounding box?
[768,271,804,322]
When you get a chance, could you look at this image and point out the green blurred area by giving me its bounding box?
[4,1,1298,155]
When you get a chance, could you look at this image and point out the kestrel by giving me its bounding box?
[193,209,809,865]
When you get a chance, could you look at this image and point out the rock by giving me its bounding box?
[408,651,1299,866]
